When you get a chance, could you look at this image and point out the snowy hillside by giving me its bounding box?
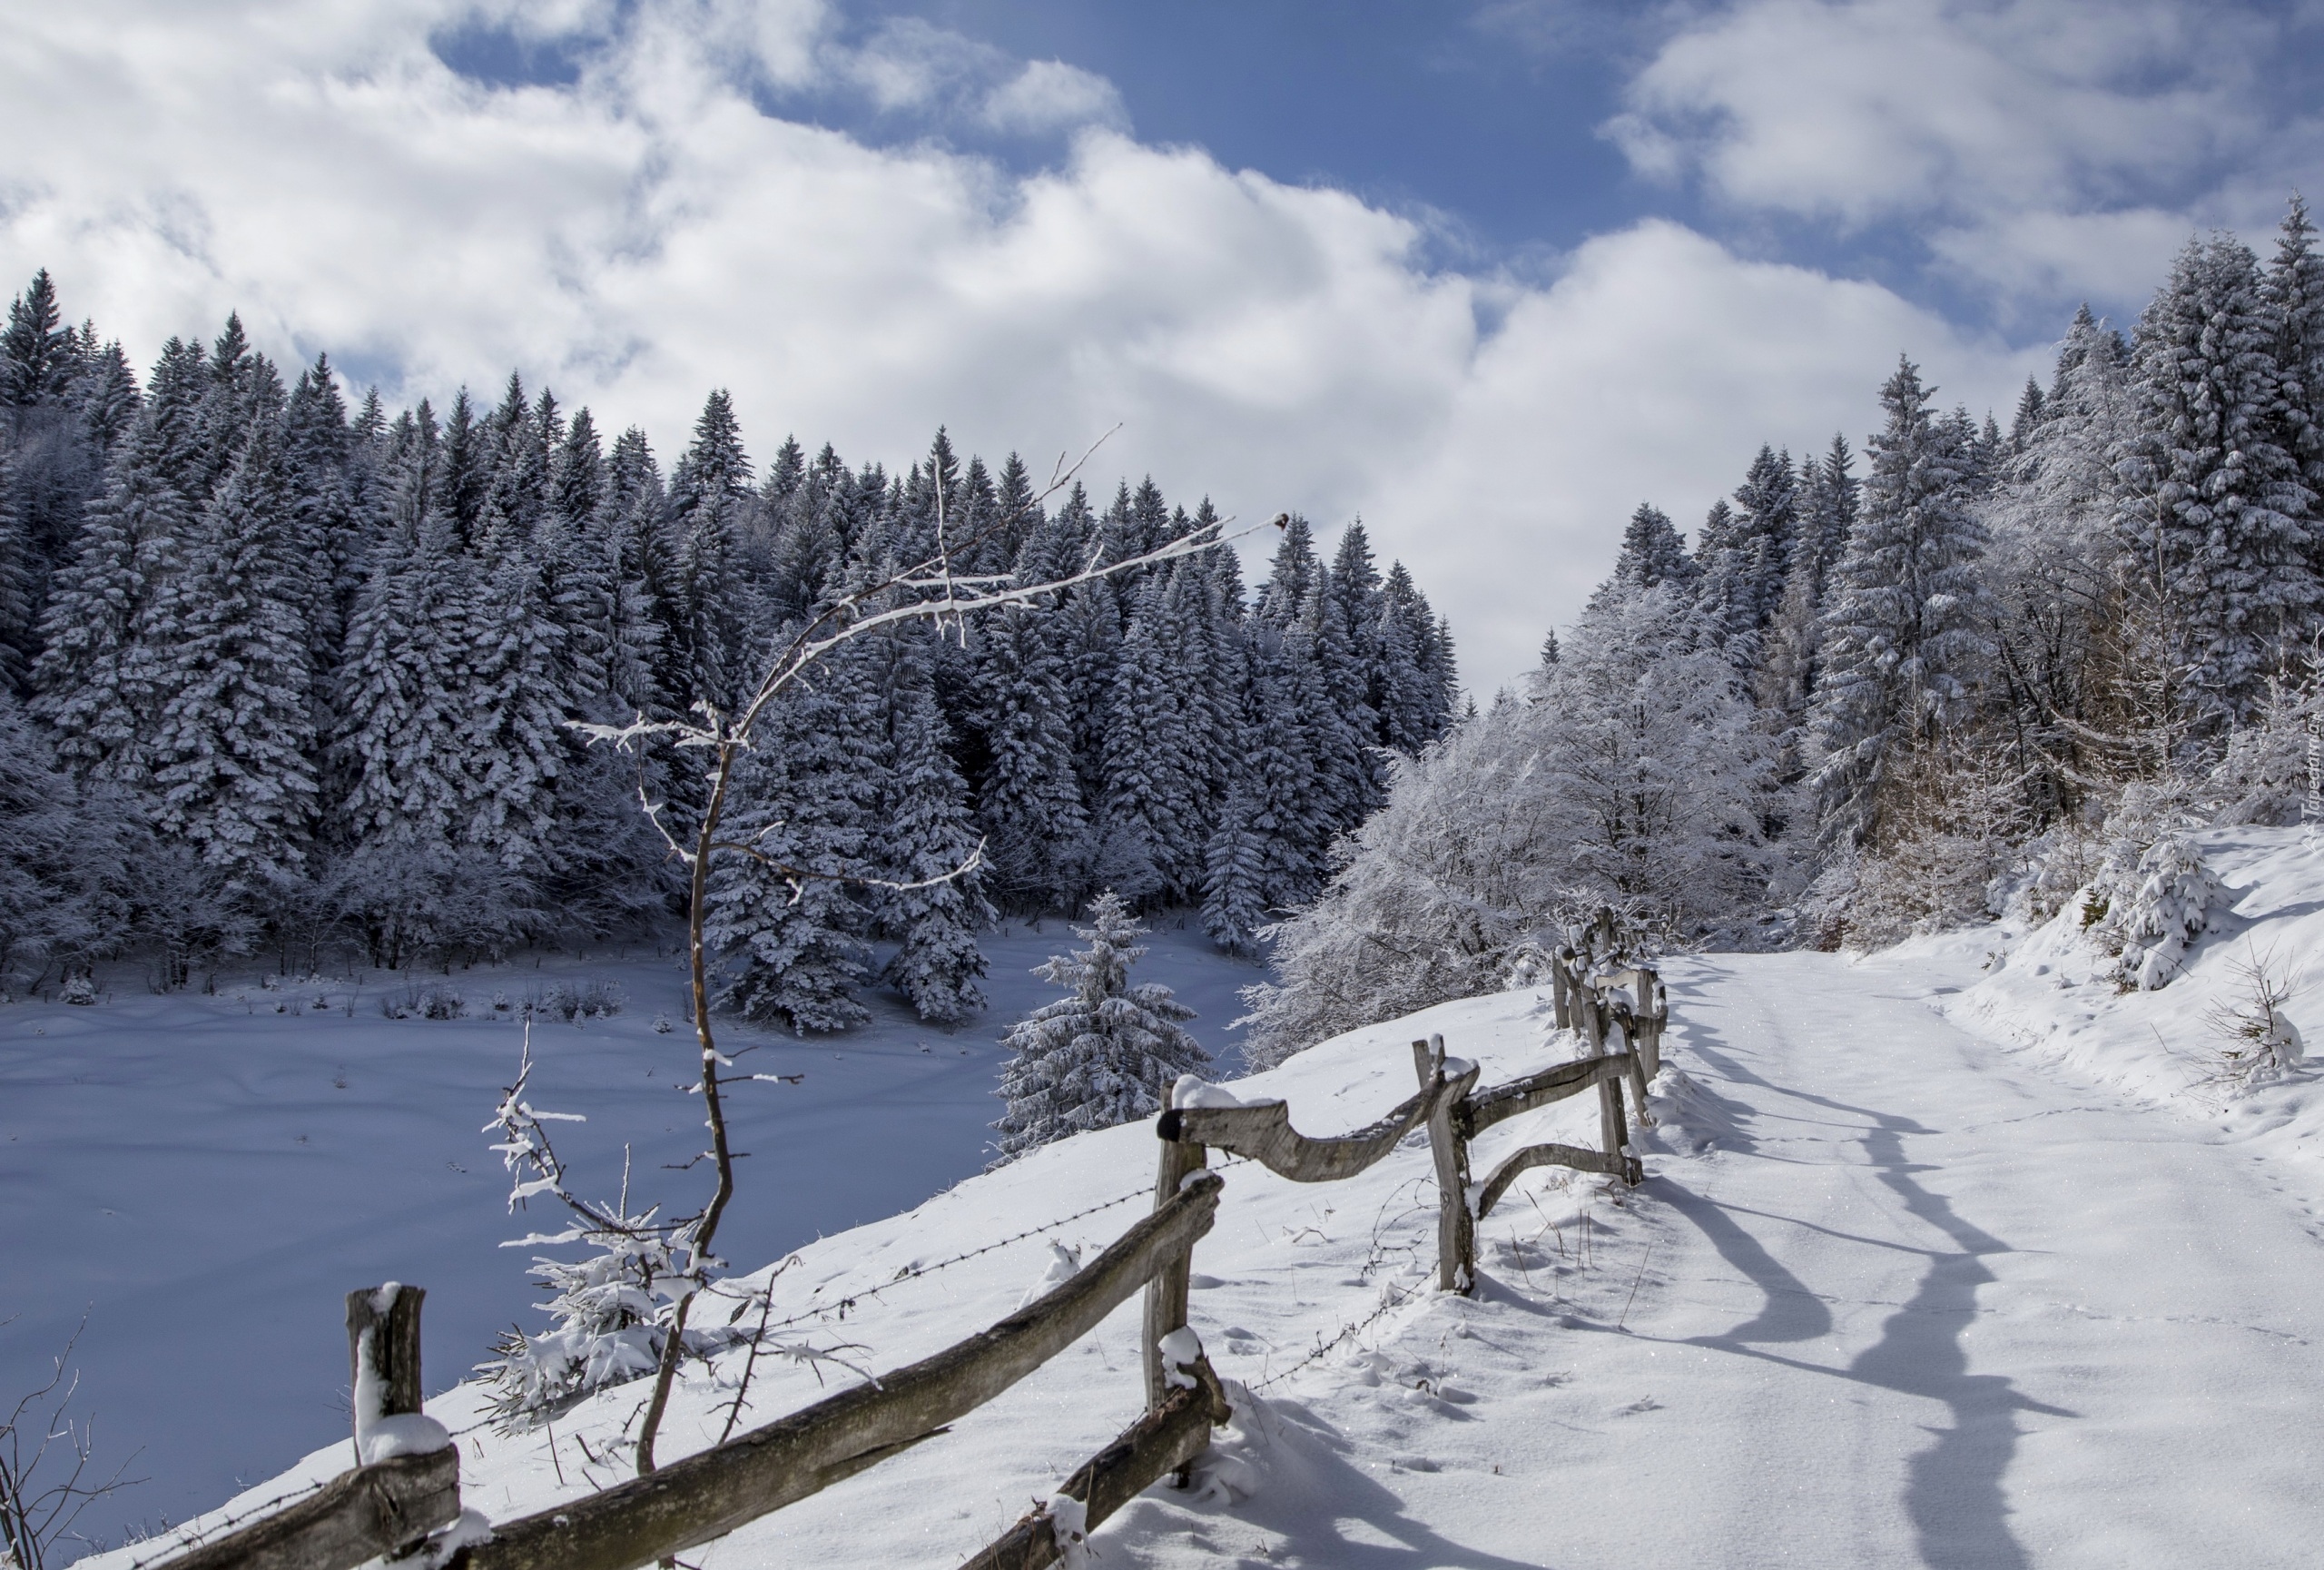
[88,850,2324,1568]
[1940,824,2324,1179]
[0,922,1262,1555]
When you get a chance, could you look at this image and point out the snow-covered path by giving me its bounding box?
[1610,951,2324,1567]
[81,943,2324,1569]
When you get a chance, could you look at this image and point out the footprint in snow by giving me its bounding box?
[1612,1396,1663,1417]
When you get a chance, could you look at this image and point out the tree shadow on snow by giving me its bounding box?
[1640,1027,2074,1570]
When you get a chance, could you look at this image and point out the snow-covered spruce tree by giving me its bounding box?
[1590,503,1694,609]
[2112,233,2319,732]
[704,639,879,1033]
[1096,584,1195,903]
[144,416,320,894]
[1977,307,2138,818]
[458,541,567,892]
[866,629,994,1024]
[1810,356,1995,848]
[970,604,1088,910]
[31,336,207,786]
[0,689,130,990]
[2263,195,2324,514]
[990,891,1210,1160]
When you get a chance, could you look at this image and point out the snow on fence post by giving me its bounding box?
[346,1283,426,1466]
[140,1287,459,1570]
[1412,1036,1481,1295]
[1141,1129,1209,1415]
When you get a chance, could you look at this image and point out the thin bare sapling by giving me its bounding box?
[0,1319,141,1570]
[556,439,1257,1474]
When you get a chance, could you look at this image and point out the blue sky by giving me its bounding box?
[7,0,2319,686]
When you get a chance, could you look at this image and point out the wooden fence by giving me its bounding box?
[134,938,1665,1570]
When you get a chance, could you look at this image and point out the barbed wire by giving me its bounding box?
[121,1475,334,1569]
[715,1182,1157,1338]
[1246,1279,1423,1393]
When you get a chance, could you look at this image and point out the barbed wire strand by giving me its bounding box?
[123,1476,335,1569]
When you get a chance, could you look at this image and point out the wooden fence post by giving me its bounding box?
[1141,1132,1207,1416]
[1550,948,1572,1031]
[1634,969,1659,1079]
[1413,1035,1476,1295]
[346,1284,425,1467]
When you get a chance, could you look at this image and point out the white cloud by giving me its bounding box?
[1,0,2038,693]
[1606,0,2266,228]
[980,59,1128,136]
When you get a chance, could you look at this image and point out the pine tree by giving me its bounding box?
[971,605,1087,909]
[1810,358,1995,845]
[1253,513,1320,627]
[2114,234,2319,726]
[2265,195,2324,508]
[866,632,993,1023]
[0,271,73,410]
[990,891,1209,1160]
[1097,586,1194,903]
[707,639,878,1033]
[458,540,567,882]
[146,418,319,891]
[333,479,473,854]
[1594,503,1694,607]
[667,390,753,708]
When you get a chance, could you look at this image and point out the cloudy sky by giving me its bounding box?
[5,0,2318,690]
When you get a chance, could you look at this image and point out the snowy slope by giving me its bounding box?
[88,929,2324,1569]
[1942,824,2324,1179]
[0,920,1263,1557]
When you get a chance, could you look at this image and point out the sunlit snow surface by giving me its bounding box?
[38,834,2324,1566]
[0,919,1262,1558]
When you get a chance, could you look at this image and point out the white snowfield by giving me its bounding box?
[88,831,2324,1568]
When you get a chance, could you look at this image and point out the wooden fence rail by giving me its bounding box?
[145,926,1667,1570]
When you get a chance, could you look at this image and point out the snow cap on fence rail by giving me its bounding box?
[1170,1074,1280,1111]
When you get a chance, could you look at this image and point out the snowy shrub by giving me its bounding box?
[2085,834,2218,990]
[525,980,625,1022]
[990,892,1211,1161]
[380,982,465,1021]
[2203,676,2322,826]
[57,975,95,1006]
[2204,944,2306,1087]
[479,1219,692,1429]
[478,1041,709,1428]
[1994,824,2108,928]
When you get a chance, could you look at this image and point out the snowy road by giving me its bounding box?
[1601,951,2324,1568]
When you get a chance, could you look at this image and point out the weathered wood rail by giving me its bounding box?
[140,925,1667,1570]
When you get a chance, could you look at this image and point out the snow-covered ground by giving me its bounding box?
[87,834,2324,1568]
[0,918,1264,1558]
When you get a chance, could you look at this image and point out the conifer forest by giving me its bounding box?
[0,269,1459,1032]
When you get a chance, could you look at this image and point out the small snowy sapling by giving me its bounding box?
[990,891,1212,1160]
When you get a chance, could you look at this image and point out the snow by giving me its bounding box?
[359,1414,450,1464]
[0,920,1263,1558]
[1155,1327,1203,1389]
[42,841,2324,1565]
[1167,1075,1275,1111]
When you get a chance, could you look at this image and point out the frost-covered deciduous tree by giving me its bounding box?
[1242,582,1773,1066]
[990,891,1209,1160]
